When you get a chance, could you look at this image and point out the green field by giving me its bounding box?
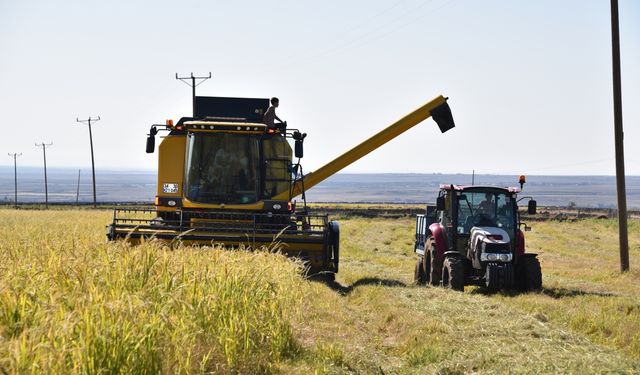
[1,209,639,374]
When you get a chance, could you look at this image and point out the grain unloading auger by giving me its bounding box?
[107,95,454,279]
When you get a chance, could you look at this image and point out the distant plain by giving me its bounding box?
[1,167,640,208]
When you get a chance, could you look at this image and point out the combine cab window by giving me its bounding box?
[185,133,259,204]
[457,191,515,237]
[262,136,293,198]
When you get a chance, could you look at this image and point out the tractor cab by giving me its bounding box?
[435,185,524,253]
[415,182,541,291]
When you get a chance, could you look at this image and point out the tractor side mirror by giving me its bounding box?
[436,196,446,211]
[528,200,537,215]
[294,139,303,158]
[146,134,155,153]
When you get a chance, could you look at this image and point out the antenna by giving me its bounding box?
[7,153,22,208]
[35,142,53,209]
[176,72,212,117]
[77,116,100,208]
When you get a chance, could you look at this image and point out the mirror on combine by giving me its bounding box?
[146,126,158,154]
[294,140,303,158]
[146,134,155,153]
[293,131,307,159]
[528,200,537,215]
[436,196,446,211]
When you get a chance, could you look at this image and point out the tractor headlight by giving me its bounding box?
[481,253,512,262]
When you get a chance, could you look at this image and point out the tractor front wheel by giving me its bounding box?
[518,256,542,291]
[442,257,464,291]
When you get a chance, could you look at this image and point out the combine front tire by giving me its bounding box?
[442,257,464,292]
[518,256,542,291]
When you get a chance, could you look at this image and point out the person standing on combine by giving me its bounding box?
[263,97,286,130]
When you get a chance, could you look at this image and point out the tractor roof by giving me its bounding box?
[439,184,520,193]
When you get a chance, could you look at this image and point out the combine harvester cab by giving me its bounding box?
[414,178,541,291]
[108,94,455,279]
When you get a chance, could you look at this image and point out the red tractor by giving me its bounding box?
[413,181,541,291]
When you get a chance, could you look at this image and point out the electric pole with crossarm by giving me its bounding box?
[35,142,53,209]
[7,153,22,208]
[77,116,100,208]
[176,72,212,116]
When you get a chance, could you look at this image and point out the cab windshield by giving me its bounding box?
[456,191,515,236]
[184,133,259,204]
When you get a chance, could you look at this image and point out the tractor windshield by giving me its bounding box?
[184,133,260,204]
[456,191,515,236]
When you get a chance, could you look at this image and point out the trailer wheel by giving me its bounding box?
[442,257,464,291]
[518,256,542,291]
[414,258,427,284]
[428,245,442,286]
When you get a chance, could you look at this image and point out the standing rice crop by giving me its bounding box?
[0,209,304,374]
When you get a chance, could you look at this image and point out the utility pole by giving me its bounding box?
[176,72,212,117]
[7,153,21,208]
[610,0,629,272]
[35,142,53,209]
[76,116,100,208]
[76,169,81,205]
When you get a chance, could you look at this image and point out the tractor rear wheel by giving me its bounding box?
[518,256,542,291]
[442,257,464,291]
[414,258,427,284]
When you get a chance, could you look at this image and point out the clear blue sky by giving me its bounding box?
[1,0,638,175]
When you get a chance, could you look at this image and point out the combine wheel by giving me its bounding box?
[441,257,464,291]
[518,256,542,291]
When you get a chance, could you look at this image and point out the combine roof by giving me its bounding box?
[439,184,520,193]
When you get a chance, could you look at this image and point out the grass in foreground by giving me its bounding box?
[1,209,639,374]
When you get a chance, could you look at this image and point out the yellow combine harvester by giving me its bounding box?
[107,95,455,279]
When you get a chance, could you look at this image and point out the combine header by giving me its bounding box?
[108,94,455,279]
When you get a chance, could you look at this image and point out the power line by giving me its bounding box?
[7,153,22,208]
[76,116,100,208]
[35,142,53,209]
[176,72,212,117]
